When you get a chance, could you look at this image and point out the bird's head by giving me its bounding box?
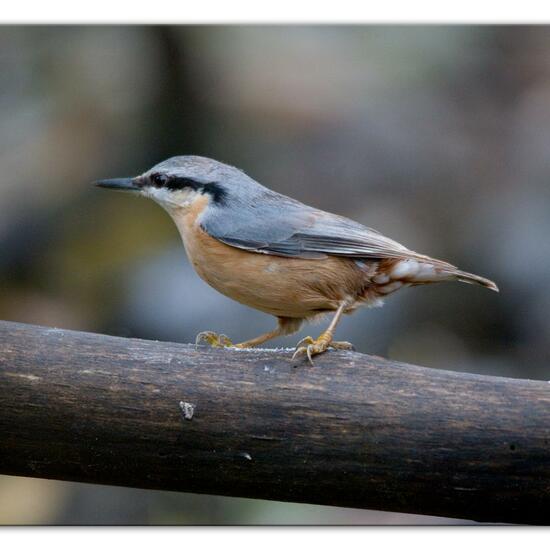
[94,156,258,213]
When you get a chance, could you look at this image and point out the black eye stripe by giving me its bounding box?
[148,174,227,205]
[165,177,201,191]
[149,174,198,190]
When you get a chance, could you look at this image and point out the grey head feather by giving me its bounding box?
[145,155,258,190]
[151,156,424,262]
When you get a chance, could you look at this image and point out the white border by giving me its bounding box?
[2,527,545,550]
[1,3,547,544]
[1,1,550,24]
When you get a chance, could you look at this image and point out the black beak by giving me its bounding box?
[93,178,139,191]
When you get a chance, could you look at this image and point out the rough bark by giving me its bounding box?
[0,320,549,524]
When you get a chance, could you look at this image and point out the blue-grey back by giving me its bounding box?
[170,156,423,262]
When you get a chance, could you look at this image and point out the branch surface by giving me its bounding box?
[1,320,549,524]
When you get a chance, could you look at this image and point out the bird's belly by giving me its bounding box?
[181,225,367,318]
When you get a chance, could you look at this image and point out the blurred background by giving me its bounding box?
[0,25,548,525]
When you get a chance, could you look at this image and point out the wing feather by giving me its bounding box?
[200,190,428,262]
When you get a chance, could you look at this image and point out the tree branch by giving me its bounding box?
[0,320,549,524]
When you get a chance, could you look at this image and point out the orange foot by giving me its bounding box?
[195,331,240,348]
[292,333,354,365]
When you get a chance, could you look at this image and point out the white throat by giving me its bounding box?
[143,186,202,212]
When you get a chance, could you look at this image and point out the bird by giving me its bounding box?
[95,155,498,364]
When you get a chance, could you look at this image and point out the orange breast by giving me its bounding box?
[171,198,369,319]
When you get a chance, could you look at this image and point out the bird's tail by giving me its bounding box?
[447,269,499,292]
[391,254,499,292]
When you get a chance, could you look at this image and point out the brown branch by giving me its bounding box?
[0,320,549,524]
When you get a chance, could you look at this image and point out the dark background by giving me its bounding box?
[0,25,547,524]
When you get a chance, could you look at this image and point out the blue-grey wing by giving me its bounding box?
[199,191,416,261]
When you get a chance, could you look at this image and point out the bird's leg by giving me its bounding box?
[234,327,286,348]
[292,302,354,364]
[196,317,303,349]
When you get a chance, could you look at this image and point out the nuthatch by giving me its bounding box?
[95,156,498,363]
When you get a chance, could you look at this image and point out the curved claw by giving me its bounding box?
[294,336,315,349]
[330,341,355,351]
[292,335,355,365]
[292,336,316,365]
[195,331,234,348]
[195,331,212,346]
[292,344,316,366]
[218,334,233,347]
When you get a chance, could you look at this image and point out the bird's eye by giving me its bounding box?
[151,173,168,188]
